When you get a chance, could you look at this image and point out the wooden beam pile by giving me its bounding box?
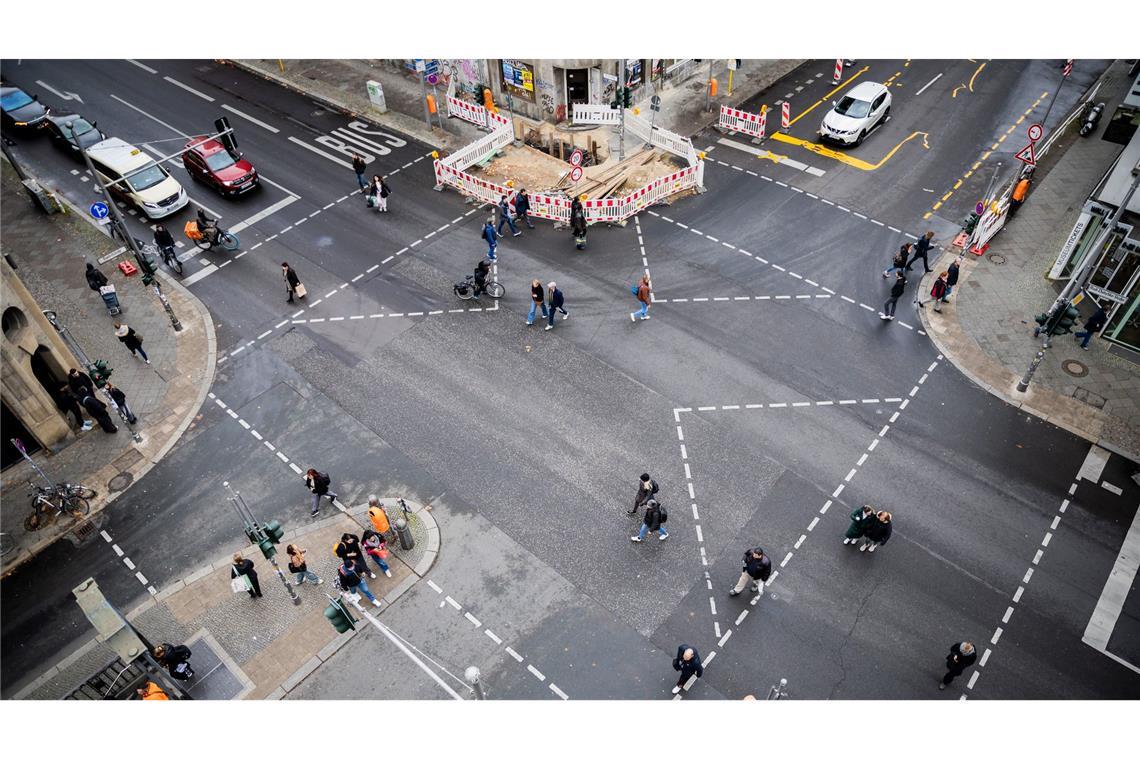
[556,149,656,199]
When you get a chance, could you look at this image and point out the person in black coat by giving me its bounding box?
[57,385,92,431]
[80,393,118,433]
[153,643,193,679]
[544,281,567,330]
[1074,306,1108,350]
[940,641,977,689]
[631,499,668,542]
[153,224,175,254]
[943,257,962,301]
[907,231,935,273]
[114,322,149,364]
[672,645,703,694]
[334,532,370,577]
[514,189,535,229]
[880,271,907,321]
[860,510,892,553]
[232,553,262,598]
[729,547,772,597]
[104,382,136,424]
[282,262,303,304]
[85,263,108,292]
[629,472,659,515]
[68,368,94,398]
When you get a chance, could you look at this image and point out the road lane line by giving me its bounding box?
[126,60,158,74]
[287,136,354,169]
[221,103,281,133]
[527,665,546,681]
[181,264,218,286]
[110,94,190,137]
[163,76,215,101]
[915,72,944,96]
[549,684,569,700]
[484,629,502,645]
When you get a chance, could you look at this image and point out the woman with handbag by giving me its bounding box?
[231,553,262,598]
[361,529,393,578]
[283,262,305,304]
[286,544,323,586]
[114,322,149,364]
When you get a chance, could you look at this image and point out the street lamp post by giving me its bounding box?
[617,59,626,162]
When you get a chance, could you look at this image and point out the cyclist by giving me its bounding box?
[472,259,490,298]
[154,224,176,261]
[195,208,219,245]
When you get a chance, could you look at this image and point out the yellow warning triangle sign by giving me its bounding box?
[1014,142,1037,166]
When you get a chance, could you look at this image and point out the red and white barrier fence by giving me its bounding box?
[447,95,489,129]
[781,102,790,130]
[833,59,843,84]
[718,104,766,139]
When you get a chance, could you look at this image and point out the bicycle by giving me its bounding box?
[148,240,183,274]
[185,220,240,252]
[25,482,94,532]
[454,274,504,301]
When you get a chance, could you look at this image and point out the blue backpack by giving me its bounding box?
[630,283,639,296]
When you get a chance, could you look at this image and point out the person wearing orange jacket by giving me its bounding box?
[1009,176,1031,217]
[137,681,169,700]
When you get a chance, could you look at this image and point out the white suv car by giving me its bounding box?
[819,81,891,146]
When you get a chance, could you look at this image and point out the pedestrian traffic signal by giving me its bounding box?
[256,536,277,560]
[263,520,285,544]
[243,526,259,545]
[1053,304,1081,335]
[89,359,112,388]
[324,598,356,633]
[134,251,157,285]
[622,87,632,109]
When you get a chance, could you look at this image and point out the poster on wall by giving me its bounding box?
[625,60,643,88]
[501,60,536,103]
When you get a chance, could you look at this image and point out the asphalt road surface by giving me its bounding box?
[2,58,1137,701]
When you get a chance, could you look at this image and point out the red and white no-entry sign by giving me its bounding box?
[1027,123,1043,142]
[569,149,584,167]
[781,101,790,130]
[570,166,584,183]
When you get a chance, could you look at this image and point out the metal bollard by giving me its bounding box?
[465,666,486,700]
[395,517,415,550]
[1016,349,1045,393]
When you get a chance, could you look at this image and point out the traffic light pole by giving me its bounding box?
[1016,159,1140,392]
[223,481,300,606]
[617,59,626,162]
[80,148,182,332]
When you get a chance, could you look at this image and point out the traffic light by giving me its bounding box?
[243,526,259,545]
[622,87,632,109]
[324,598,357,633]
[88,359,112,388]
[263,520,284,544]
[134,250,157,285]
[1053,304,1080,335]
[256,536,276,560]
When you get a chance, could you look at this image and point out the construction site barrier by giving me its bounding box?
[447,95,489,129]
[718,104,766,140]
[572,104,622,126]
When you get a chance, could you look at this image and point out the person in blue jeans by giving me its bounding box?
[630,275,652,321]
[631,499,668,542]
[496,195,520,237]
[482,219,498,260]
[545,281,568,330]
[527,279,547,325]
[361,530,393,578]
[1074,306,1108,350]
[338,560,381,607]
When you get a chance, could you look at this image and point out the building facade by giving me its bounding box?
[2,258,80,468]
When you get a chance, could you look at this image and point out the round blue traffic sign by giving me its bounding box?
[89,201,109,220]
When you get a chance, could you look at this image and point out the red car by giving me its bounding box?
[182,136,259,196]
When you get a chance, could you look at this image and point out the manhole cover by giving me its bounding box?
[987,253,1006,265]
[107,472,134,492]
[1061,359,1089,377]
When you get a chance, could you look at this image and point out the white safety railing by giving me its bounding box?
[718,104,766,140]
[447,95,488,129]
[572,104,622,125]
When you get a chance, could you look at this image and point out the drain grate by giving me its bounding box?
[73,521,98,542]
[1061,359,1089,377]
[108,472,134,492]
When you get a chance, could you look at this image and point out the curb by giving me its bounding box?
[222,60,448,151]
[917,249,1140,464]
[0,177,218,576]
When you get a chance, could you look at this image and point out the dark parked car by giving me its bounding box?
[44,114,106,159]
[1,86,49,130]
[182,136,259,197]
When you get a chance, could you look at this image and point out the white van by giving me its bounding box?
[85,137,189,220]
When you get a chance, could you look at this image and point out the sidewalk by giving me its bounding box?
[0,158,216,573]
[10,498,439,700]
[918,62,1140,461]
[229,59,805,154]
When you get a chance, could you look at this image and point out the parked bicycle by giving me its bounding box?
[25,482,95,531]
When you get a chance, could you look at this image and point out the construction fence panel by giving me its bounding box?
[442,122,513,173]
[530,193,571,224]
[447,96,488,129]
[718,104,766,140]
[573,104,622,125]
[434,161,514,209]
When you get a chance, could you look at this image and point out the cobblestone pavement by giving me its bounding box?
[919,61,1140,461]
[0,158,215,571]
[14,498,438,700]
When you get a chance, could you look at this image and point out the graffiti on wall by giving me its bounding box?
[439,59,481,95]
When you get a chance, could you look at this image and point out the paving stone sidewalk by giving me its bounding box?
[0,158,216,572]
[11,498,439,700]
[230,58,804,153]
[918,62,1140,461]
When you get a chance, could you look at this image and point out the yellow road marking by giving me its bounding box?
[998,134,1007,143]
[768,130,929,172]
[904,60,911,68]
[1005,125,1017,134]
[788,65,870,127]
[952,84,967,98]
[968,62,987,92]
[953,179,963,190]
[1016,115,1025,125]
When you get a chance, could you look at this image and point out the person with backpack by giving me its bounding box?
[882,244,910,279]
[514,188,535,229]
[671,645,703,694]
[338,558,382,607]
[286,544,323,586]
[334,533,370,577]
[482,218,498,261]
[85,262,108,292]
[153,643,194,681]
[496,194,520,237]
[728,547,772,597]
[153,224,176,258]
[545,281,568,330]
[879,271,907,321]
[361,529,393,578]
[631,498,668,542]
[305,468,338,517]
[527,279,547,325]
[629,472,659,515]
[630,275,652,322]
